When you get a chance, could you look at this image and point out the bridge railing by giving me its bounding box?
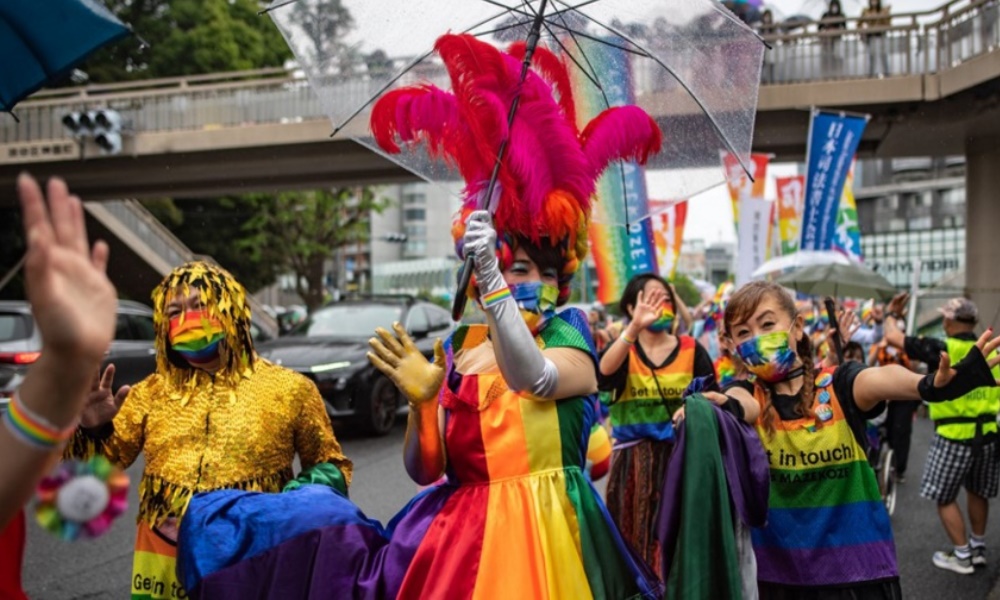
[1,0,998,144]
[758,0,999,84]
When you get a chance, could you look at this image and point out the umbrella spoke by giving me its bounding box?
[539,22,605,93]
[552,0,755,179]
[327,5,518,135]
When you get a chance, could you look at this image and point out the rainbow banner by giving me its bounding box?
[834,161,862,260]
[568,38,657,304]
[721,152,771,230]
[650,200,689,279]
[775,175,806,255]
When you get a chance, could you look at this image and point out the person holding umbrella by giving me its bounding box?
[175,33,664,599]
[883,294,1000,574]
[719,281,1000,598]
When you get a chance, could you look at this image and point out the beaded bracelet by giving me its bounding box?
[2,389,78,450]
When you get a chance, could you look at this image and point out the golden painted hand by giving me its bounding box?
[367,322,446,406]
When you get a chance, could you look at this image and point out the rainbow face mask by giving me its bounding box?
[510,281,559,334]
[168,310,225,368]
[735,330,798,383]
[646,303,675,333]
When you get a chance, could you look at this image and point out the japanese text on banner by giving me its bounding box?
[736,197,774,286]
[800,111,868,251]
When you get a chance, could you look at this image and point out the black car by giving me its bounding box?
[0,300,158,411]
[256,297,454,436]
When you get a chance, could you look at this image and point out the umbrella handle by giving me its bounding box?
[450,0,549,323]
[452,256,474,321]
[824,297,844,365]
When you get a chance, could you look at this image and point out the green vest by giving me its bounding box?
[928,337,1000,442]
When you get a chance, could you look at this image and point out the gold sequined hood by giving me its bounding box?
[151,261,255,403]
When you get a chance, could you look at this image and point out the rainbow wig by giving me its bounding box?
[151,261,255,404]
[370,33,662,305]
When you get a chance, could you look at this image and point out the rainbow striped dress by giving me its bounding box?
[751,373,898,587]
[178,310,660,599]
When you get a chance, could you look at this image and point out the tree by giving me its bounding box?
[80,0,292,83]
[141,196,281,293]
[239,188,389,311]
[284,0,359,76]
[670,273,704,308]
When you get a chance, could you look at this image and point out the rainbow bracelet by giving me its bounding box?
[3,389,78,450]
[481,287,512,308]
[620,331,636,346]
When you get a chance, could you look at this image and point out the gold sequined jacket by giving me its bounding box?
[69,360,352,527]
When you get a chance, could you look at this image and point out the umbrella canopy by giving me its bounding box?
[776,263,898,301]
[0,0,130,112]
[266,0,765,226]
[751,250,854,279]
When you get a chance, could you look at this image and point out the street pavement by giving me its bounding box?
[22,415,1000,598]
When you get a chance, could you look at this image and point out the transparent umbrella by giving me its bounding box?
[265,0,765,223]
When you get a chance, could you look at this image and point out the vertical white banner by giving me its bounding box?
[736,197,773,287]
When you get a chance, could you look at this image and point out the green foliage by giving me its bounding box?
[140,196,278,292]
[670,273,703,308]
[81,0,292,83]
[239,188,389,311]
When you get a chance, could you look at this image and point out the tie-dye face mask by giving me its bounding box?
[510,281,559,334]
[735,330,798,383]
[168,310,225,368]
[646,303,675,333]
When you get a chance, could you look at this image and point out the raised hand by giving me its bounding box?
[631,287,666,331]
[934,328,1000,389]
[836,309,860,347]
[80,364,130,428]
[18,174,116,365]
[368,322,446,406]
[887,292,910,318]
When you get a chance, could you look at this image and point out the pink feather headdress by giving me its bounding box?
[370,33,662,300]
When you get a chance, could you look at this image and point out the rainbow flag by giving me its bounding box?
[834,162,862,260]
[721,152,771,231]
[568,37,657,304]
[650,200,688,279]
[776,175,805,255]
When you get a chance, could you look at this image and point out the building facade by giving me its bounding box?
[855,157,966,289]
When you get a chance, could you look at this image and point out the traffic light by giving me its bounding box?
[383,232,408,243]
[60,109,125,155]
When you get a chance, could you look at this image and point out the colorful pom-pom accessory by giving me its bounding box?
[35,456,129,541]
[2,389,77,449]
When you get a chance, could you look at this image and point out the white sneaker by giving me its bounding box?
[933,550,975,574]
[972,546,987,567]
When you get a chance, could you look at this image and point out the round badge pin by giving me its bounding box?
[815,373,833,388]
[816,405,834,422]
[818,390,831,404]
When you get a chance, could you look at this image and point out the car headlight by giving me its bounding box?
[310,361,352,374]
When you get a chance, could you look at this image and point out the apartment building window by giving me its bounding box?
[402,190,426,206]
[404,207,426,221]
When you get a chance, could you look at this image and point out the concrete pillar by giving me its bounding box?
[965,137,1000,330]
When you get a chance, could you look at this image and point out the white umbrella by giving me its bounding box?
[751,250,856,279]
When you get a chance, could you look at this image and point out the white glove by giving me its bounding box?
[464,210,505,294]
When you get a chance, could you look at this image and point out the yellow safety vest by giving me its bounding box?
[928,337,1000,442]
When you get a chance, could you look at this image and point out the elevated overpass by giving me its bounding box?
[0,0,998,323]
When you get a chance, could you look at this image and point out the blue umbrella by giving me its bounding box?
[0,0,130,112]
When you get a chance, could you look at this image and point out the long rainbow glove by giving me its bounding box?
[465,211,558,398]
